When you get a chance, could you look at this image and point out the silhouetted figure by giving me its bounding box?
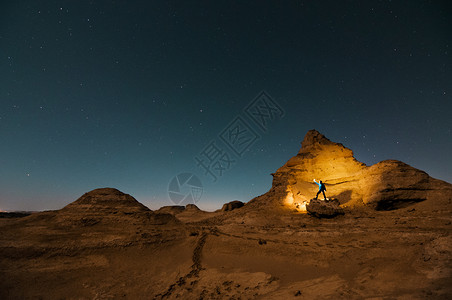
[313,179,327,200]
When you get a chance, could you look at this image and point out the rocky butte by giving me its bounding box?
[247,129,452,213]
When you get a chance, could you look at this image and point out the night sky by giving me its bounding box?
[1,1,451,212]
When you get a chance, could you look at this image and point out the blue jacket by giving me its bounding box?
[315,181,326,191]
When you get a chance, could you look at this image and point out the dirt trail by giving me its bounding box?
[154,231,208,299]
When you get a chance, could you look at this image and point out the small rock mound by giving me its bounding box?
[221,200,245,212]
[61,188,150,215]
[306,198,344,218]
[185,204,200,211]
[55,188,180,226]
[156,205,186,215]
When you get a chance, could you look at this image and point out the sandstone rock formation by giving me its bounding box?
[221,200,245,212]
[306,198,344,218]
[185,204,200,211]
[54,188,179,226]
[61,188,150,214]
[248,130,452,212]
[155,205,186,215]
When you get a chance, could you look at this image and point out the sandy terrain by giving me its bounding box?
[1,197,451,299]
[1,130,451,299]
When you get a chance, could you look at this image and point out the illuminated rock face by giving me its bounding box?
[265,130,452,210]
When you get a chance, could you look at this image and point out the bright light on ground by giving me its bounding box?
[285,187,309,213]
[294,201,308,212]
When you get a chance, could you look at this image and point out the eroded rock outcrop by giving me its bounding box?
[221,200,245,212]
[185,204,200,211]
[156,205,186,215]
[56,188,179,225]
[306,198,344,218]
[248,130,452,211]
[61,188,150,214]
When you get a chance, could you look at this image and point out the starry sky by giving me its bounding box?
[1,1,451,212]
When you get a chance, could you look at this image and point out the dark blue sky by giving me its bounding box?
[1,1,451,211]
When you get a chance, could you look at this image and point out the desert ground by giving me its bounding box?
[1,130,451,299]
[1,196,451,299]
